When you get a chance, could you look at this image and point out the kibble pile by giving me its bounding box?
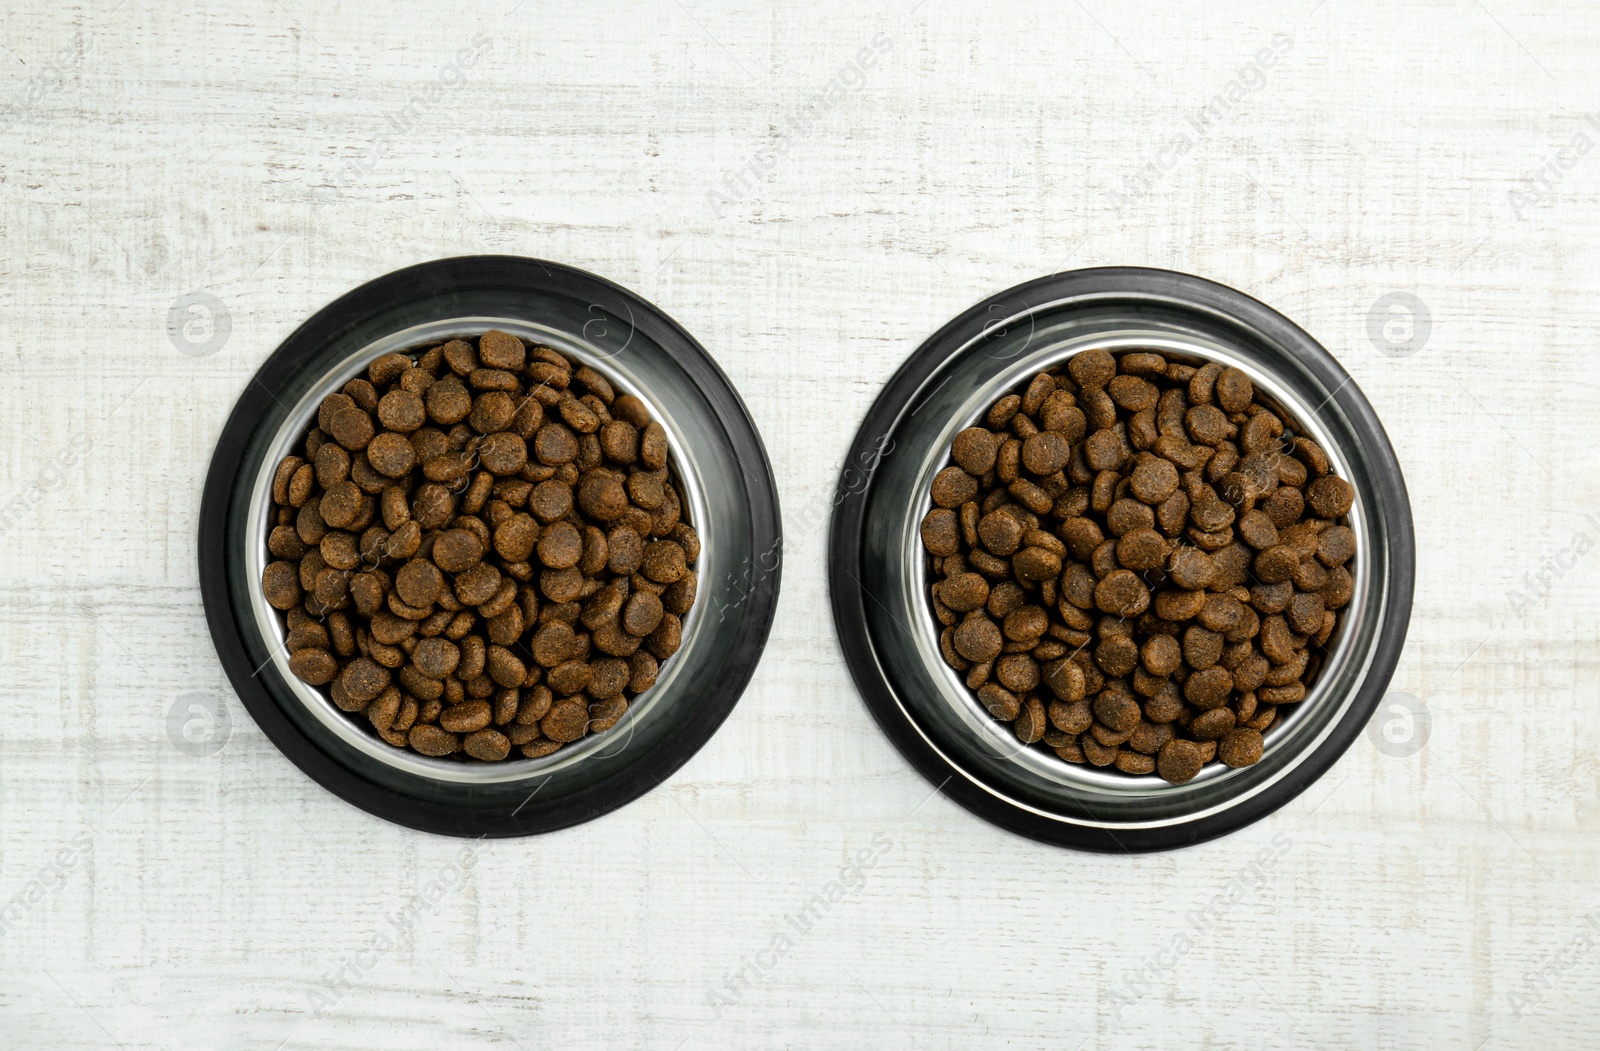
[920,349,1356,784]
[260,331,698,761]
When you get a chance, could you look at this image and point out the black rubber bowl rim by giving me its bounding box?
[200,255,782,838]
[827,266,1415,853]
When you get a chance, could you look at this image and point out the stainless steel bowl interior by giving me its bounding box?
[245,317,710,785]
[859,294,1393,831]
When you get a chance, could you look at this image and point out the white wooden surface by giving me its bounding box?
[2,1,1598,1047]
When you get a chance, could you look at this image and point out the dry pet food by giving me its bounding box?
[920,349,1356,783]
[262,331,698,761]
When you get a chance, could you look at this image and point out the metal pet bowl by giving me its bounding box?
[829,267,1414,852]
[201,257,781,837]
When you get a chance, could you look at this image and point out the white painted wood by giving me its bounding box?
[2,0,1598,1046]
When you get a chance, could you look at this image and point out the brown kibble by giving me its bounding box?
[441,700,492,733]
[950,428,1000,475]
[623,591,665,636]
[1287,590,1326,636]
[578,472,630,521]
[289,648,338,685]
[536,520,583,570]
[377,389,426,433]
[1184,666,1234,709]
[1114,749,1156,775]
[599,419,639,464]
[921,508,961,557]
[1307,475,1355,518]
[1081,736,1117,766]
[433,529,485,573]
[463,728,511,761]
[1093,690,1141,732]
[1190,707,1236,741]
[1185,404,1231,446]
[1156,739,1205,784]
[478,431,528,475]
[641,540,687,583]
[1254,545,1300,585]
[408,725,459,756]
[1317,525,1356,566]
[939,572,990,613]
[1021,431,1071,475]
[1167,546,1216,590]
[931,467,979,508]
[1218,728,1264,768]
[478,330,525,370]
[395,559,444,608]
[953,616,1003,662]
[365,432,417,479]
[1043,659,1086,702]
[638,422,669,471]
[425,377,472,424]
[1141,634,1181,677]
[1108,374,1159,412]
[542,698,589,742]
[494,513,540,562]
[1115,528,1168,571]
[534,422,579,466]
[1094,569,1150,616]
[527,479,573,523]
[646,613,682,659]
[1214,367,1253,413]
[262,561,302,609]
[339,657,390,706]
[1067,348,1115,389]
[1002,605,1048,642]
[1013,546,1062,584]
[412,637,461,679]
[1015,697,1047,744]
[977,510,1024,556]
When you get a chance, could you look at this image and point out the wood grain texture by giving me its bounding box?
[2,0,1598,1047]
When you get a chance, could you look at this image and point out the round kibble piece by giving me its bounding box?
[953,617,1003,663]
[1021,431,1071,475]
[1218,728,1264,768]
[578,473,629,521]
[931,467,978,508]
[1115,528,1168,571]
[1129,456,1179,503]
[433,529,484,573]
[395,559,444,607]
[1094,570,1150,616]
[463,729,511,762]
[641,540,687,583]
[542,698,589,742]
[289,649,338,685]
[950,428,999,475]
[366,432,417,478]
[341,658,390,705]
[1307,475,1355,518]
[537,520,583,569]
[623,591,665,637]
[478,431,528,475]
[939,572,990,613]
[1157,739,1206,784]
[534,423,579,465]
[262,561,302,609]
[378,389,426,432]
[1214,367,1254,413]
